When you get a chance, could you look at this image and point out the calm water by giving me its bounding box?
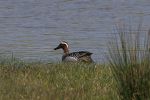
[0,0,150,62]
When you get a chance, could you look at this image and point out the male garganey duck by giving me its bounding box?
[54,41,94,63]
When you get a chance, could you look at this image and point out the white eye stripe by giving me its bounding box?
[61,41,69,48]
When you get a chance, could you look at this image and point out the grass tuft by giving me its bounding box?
[108,24,150,100]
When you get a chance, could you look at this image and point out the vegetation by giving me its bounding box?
[0,59,117,100]
[0,24,150,100]
[108,24,150,100]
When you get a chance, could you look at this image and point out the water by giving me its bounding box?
[0,0,150,62]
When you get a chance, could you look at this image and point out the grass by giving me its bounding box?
[108,23,150,100]
[0,23,150,100]
[0,59,117,100]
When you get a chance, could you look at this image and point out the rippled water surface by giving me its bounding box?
[0,0,150,62]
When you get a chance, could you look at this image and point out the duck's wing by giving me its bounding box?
[77,51,94,63]
[63,51,93,63]
[78,51,94,63]
[66,51,92,58]
[77,51,93,57]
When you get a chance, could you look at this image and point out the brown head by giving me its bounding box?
[54,41,69,54]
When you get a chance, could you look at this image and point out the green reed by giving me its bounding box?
[108,24,150,100]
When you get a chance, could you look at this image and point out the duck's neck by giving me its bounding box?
[62,46,69,55]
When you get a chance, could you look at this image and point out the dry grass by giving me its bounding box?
[0,60,117,100]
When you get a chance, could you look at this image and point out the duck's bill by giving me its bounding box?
[54,46,60,50]
[54,47,58,50]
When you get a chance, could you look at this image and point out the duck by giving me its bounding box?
[54,41,94,63]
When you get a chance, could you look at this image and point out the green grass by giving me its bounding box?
[108,24,150,100]
[0,60,117,100]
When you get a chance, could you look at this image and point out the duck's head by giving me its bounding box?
[54,41,69,54]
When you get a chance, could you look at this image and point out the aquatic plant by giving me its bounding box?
[107,23,150,100]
